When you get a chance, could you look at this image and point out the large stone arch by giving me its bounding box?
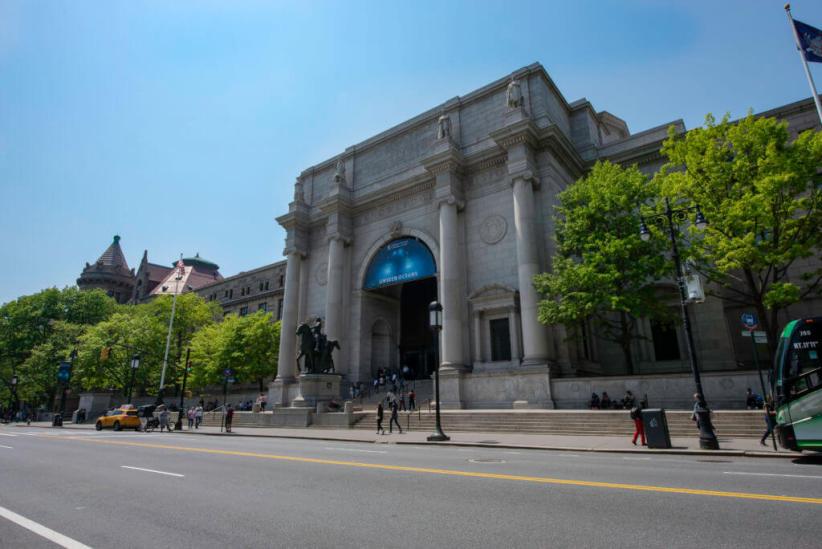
[370,317,394,377]
[356,227,440,291]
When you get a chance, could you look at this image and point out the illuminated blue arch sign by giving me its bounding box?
[363,238,436,290]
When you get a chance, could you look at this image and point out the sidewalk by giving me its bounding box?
[10,421,796,458]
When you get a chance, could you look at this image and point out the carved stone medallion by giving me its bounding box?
[480,215,507,245]
[315,262,328,286]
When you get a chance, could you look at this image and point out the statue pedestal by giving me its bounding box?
[290,373,342,408]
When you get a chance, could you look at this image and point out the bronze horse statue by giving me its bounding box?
[296,321,339,374]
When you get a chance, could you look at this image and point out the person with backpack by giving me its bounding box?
[630,402,646,446]
[224,404,234,433]
[376,402,385,435]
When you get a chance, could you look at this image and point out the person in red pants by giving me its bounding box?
[630,405,646,446]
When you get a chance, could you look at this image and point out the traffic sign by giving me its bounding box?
[223,368,233,377]
[741,312,758,331]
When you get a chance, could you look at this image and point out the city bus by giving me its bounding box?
[773,317,821,451]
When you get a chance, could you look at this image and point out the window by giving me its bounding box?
[224,290,229,298]
[259,282,264,291]
[239,306,248,317]
[265,281,269,290]
[241,288,245,296]
[277,299,283,320]
[258,302,267,312]
[247,286,251,294]
[229,289,233,299]
[651,320,681,361]
[490,318,512,362]
[279,275,284,287]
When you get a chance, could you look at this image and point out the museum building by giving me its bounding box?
[268,63,820,409]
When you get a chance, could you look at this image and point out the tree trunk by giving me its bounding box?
[619,312,635,375]
[258,378,264,394]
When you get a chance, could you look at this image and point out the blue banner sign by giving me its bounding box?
[364,238,436,290]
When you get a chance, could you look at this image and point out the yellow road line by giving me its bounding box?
[69,437,821,505]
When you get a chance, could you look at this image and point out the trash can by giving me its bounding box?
[641,408,671,449]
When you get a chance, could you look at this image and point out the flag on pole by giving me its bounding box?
[793,19,822,63]
[176,259,186,277]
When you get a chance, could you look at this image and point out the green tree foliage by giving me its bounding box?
[535,161,672,373]
[190,313,280,393]
[658,114,822,353]
[74,293,222,397]
[0,288,118,408]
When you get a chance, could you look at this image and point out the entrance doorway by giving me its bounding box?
[398,277,437,380]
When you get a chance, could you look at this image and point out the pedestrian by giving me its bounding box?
[158,405,170,432]
[408,390,416,411]
[389,400,403,434]
[622,390,636,409]
[195,405,203,428]
[399,392,407,412]
[589,393,600,409]
[691,393,709,431]
[761,396,776,447]
[225,404,234,433]
[187,407,195,429]
[630,402,646,446]
[601,392,611,409]
[376,402,385,435]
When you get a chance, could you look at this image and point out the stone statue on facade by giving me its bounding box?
[334,158,346,184]
[437,113,452,140]
[296,317,338,374]
[294,178,305,203]
[506,78,523,109]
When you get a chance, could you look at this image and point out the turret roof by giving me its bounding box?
[95,235,130,271]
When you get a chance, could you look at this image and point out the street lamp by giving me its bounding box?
[639,198,719,450]
[9,374,18,420]
[175,348,191,431]
[427,301,449,442]
[127,355,140,404]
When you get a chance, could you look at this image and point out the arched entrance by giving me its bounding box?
[362,236,438,380]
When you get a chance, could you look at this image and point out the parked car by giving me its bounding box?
[95,405,141,431]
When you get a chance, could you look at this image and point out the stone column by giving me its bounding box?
[512,176,549,365]
[324,236,345,344]
[270,251,302,405]
[508,309,521,360]
[439,198,464,369]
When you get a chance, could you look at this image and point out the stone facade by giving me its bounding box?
[260,64,818,410]
[196,261,286,319]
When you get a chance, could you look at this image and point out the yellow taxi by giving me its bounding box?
[95,405,141,431]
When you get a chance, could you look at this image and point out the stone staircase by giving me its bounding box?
[351,409,766,438]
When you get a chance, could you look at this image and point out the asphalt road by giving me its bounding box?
[1,427,820,548]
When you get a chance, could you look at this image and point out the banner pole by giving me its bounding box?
[785,4,822,125]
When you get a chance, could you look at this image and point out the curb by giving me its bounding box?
[173,429,796,459]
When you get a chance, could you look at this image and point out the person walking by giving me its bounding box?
[761,397,777,447]
[630,402,646,446]
[195,405,203,429]
[389,400,403,434]
[158,405,170,432]
[225,404,234,433]
[376,402,385,435]
[187,407,195,430]
[408,390,416,411]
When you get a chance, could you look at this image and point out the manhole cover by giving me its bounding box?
[468,458,506,464]
[477,440,499,444]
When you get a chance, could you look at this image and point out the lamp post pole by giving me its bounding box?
[175,348,191,431]
[427,301,449,442]
[641,198,719,450]
[9,372,18,421]
[127,355,140,404]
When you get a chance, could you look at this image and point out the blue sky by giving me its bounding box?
[1,0,821,304]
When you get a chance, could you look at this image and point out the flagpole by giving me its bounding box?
[785,3,822,125]
[158,254,184,404]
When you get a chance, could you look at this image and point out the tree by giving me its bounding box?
[658,113,822,356]
[535,161,673,373]
[0,288,117,408]
[189,313,280,393]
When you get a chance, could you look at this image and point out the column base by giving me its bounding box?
[268,377,298,408]
[438,367,467,409]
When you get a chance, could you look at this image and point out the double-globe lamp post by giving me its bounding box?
[639,197,719,450]
[427,301,449,442]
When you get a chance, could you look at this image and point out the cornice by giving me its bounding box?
[489,118,541,150]
[422,145,465,176]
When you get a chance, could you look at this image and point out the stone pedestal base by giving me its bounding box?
[268,377,298,407]
[290,373,342,408]
[78,392,113,421]
[438,367,467,409]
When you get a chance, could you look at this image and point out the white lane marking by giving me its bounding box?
[550,453,580,458]
[0,444,13,449]
[0,432,17,437]
[0,504,93,549]
[723,471,822,480]
[623,457,651,461]
[324,447,388,454]
[120,466,184,478]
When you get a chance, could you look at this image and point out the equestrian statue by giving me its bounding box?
[295,317,339,374]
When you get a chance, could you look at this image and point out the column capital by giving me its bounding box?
[326,234,352,247]
[282,247,307,259]
[436,195,465,211]
[510,172,541,190]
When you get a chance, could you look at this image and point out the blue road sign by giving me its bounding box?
[741,312,758,331]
